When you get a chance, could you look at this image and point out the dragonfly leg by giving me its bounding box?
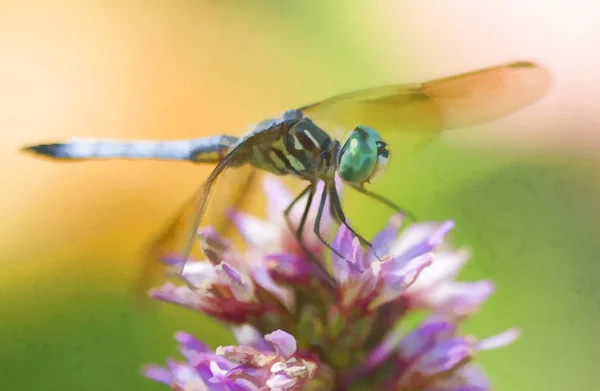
[329,194,342,225]
[329,183,382,261]
[284,184,335,284]
[313,184,347,261]
[283,184,312,234]
[329,184,374,248]
[283,184,314,244]
[352,185,417,222]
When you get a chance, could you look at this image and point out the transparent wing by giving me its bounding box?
[133,125,290,303]
[300,61,551,158]
[134,163,260,304]
[134,181,207,304]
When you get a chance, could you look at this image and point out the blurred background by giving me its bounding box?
[1,0,599,389]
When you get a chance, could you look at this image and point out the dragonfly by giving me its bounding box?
[22,61,551,291]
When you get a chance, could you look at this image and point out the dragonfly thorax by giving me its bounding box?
[338,125,389,185]
[246,117,338,181]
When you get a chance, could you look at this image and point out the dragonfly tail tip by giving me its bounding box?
[21,143,66,159]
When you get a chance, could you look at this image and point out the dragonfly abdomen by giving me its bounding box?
[23,135,239,163]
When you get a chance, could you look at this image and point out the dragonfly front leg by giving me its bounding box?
[313,184,347,261]
[352,185,417,222]
[283,184,314,246]
[329,194,341,225]
[329,184,375,249]
[283,184,335,285]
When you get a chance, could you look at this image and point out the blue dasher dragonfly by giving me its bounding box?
[23,61,551,290]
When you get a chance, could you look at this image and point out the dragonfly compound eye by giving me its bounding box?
[338,125,388,184]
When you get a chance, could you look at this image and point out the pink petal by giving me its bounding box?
[263,176,294,221]
[143,365,173,385]
[477,328,520,351]
[398,321,454,360]
[265,330,297,358]
[228,210,279,249]
[267,372,296,389]
[391,221,454,256]
[331,223,354,279]
[414,338,472,376]
[392,221,455,266]
[181,261,216,287]
[175,331,210,353]
[428,280,495,315]
[251,262,294,310]
[404,249,470,294]
[365,214,404,265]
[232,325,271,352]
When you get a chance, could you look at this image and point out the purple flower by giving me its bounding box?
[330,215,452,311]
[145,176,519,390]
[150,227,293,323]
[228,177,340,283]
[144,327,319,390]
[379,319,519,390]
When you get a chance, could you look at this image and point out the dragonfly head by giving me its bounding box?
[338,125,389,184]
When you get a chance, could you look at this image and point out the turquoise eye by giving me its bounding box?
[338,126,387,184]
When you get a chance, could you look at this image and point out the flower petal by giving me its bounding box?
[428,280,495,316]
[215,262,254,302]
[265,330,297,358]
[232,324,272,352]
[392,221,455,266]
[166,359,207,388]
[143,365,173,385]
[370,254,432,309]
[477,328,520,351]
[365,328,405,370]
[415,338,473,376]
[425,364,489,391]
[405,249,470,294]
[266,372,296,389]
[365,213,404,265]
[264,253,312,282]
[181,261,217,288]
[228,210,279,249]
[263,175,294,221]
[399,321,454,360]
[251,261,294,310]
[332,223,354,280]
[175,331,210,353]
[149,283,200,308]
[392,222,450,255]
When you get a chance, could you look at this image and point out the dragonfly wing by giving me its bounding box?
[206,165,261,236]
[134,122,297,302]
[300,61,551,156]
[417,61,551,130]
[134,182,206,304]
[134,163,260,303]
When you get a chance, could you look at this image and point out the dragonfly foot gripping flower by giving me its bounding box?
[145,176,518,390]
